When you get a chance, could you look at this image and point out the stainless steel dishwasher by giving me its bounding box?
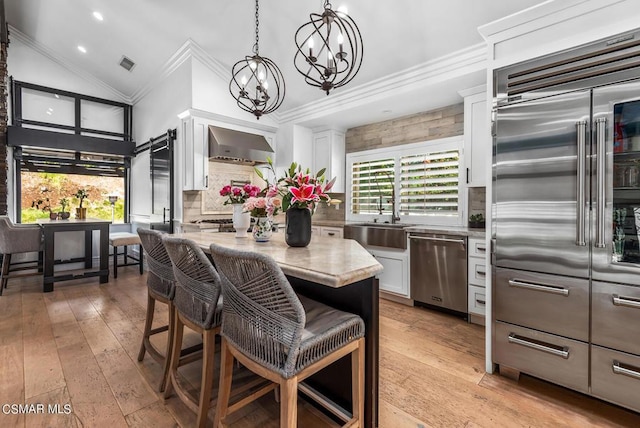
[409,232,467,314]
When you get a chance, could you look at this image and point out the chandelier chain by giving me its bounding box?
[253,0,260,55]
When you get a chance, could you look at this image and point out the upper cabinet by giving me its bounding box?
[182,115,209,191]
[460,86,490,187]
[312,129,346,193]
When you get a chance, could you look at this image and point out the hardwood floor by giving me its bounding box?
[1,267,639,427]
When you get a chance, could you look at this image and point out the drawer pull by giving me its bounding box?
[476,245,486,253]
[507,333,570,359]
[613,361,640,380]
[476,268,486,276]
[508,279,570,296]
[612,294,640,309]
[476,299,486,306]
[327,232,335,236]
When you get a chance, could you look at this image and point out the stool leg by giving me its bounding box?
[113,246,118,279]
[2,254,12,291]
[164,309,184,400]
[196,329,216,428]
[351,337,365,426]
[280,377,298,428]
[160,300,174,393]
[138,293,155,362]
[139,244,144,275]
[214,339,234,428]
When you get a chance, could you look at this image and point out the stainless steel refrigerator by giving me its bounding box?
[492,30,640,413]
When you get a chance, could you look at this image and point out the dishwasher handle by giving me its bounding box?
[409,235,466,246]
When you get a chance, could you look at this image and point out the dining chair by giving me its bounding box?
[0,216,43,295]
[162,236,223,428]
[136,228,177,392]
[209,243,365,428]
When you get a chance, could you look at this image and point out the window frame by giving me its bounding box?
[346,136,466,226]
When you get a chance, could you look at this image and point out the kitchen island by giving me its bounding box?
[176,232,383,427]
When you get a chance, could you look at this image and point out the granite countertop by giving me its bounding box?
[404,225,486,238]
[176,232,383,288]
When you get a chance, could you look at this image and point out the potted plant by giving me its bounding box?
[59,198,70,220]
[75,189,89,219]
[32,188,58,220]
[219,183,261,238]
[243,196,282,242]
[469,213,485,229]
[256,157,335,247]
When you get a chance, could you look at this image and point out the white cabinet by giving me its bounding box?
[312,129,346,193]
[468,237,487,323]
[460,86,490,187]
[368,247,409,298]
[319,226,343,238]
[311,226,344,239]
[182,115,209,191]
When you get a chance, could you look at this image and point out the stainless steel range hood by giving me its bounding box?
[208,125,273,165]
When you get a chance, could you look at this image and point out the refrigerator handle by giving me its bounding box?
[576,120,587,246]
[595,117,607,248]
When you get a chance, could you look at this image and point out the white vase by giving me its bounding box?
[252,217,273,242]
[232,204,251,238]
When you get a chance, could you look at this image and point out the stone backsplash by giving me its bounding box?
[468,187,486,220]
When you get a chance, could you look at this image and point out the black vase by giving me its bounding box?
[285,207,312,247]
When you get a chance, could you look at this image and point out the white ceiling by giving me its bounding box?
[5,0,543,129]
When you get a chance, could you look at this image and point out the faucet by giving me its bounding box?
[375,171,400,224]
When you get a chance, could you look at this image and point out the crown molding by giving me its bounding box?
[130,38,231,105]
[8,25,131,103]
[277,42,488,125]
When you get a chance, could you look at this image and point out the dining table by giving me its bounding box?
[176,231,383,428]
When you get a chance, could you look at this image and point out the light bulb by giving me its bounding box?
[263,81,269,90]
[240,75,248,86]
[249,61,257,70]
[308,38,314,49]
[258,71,265,82]
[337,33,344,44]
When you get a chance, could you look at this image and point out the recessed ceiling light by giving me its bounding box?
[93,11,104,21]
[77,45,87,54]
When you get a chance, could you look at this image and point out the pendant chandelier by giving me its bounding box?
[229,0,285,119]
[294,1,363,95]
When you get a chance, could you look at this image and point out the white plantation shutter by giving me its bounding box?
[399,149,459,216]
[350,158,395,214]
[347,136,463,224]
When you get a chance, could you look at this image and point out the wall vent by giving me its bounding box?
[119,56,136,72]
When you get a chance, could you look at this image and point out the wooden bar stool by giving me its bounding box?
[163,236,224,428]
[209,244,365,428]
[109,232,143,278]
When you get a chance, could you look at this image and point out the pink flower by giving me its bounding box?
[232,187,242,196]
[255,198,266,209]
[266,185,279,197]
[296,173,310,186]
[243,184,252,193]
[220,185,232,196]
[249,187,259,197]
[271,198,282,207]
[290,184,319,204]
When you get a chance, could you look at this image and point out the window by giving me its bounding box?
[8,81,134,223]
[347,136,464,225]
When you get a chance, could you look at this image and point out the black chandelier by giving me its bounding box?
[294,1,363,95]
[229,0,285,119]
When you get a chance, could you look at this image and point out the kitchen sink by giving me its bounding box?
[344,223,414,249]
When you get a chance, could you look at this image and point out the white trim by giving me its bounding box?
[278,43,488,125]
[178,108,278,134]
[8,25,130,103]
